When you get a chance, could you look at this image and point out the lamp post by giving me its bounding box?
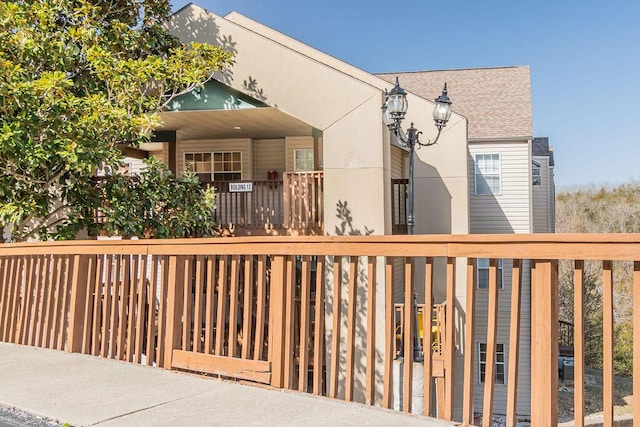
[382,77,452,236]
[382,78,452,361]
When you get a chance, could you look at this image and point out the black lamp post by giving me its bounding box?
[382,77,452,236]
[382,78,452,361]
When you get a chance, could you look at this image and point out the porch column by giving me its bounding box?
[152,130,177,175]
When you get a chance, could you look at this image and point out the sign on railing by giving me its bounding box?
[229,182,253,192]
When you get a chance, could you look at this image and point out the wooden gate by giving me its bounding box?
[164,255,273,384]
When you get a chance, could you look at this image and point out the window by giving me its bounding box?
[294,149,314,172]
[184,151,242,182]
[479,343,505,384]
[477,258,503,290]
[475,154,501,195]
[532,160,541,186]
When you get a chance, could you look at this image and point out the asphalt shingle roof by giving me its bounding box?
[532,137,554,166]
[376,66,532,140]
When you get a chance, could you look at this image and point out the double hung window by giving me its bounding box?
[475,154,501,195]
[184,151,242,182]
[477,258,503,290]
[479,343,505,384]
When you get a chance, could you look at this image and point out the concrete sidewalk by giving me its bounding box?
[0,343,452,426]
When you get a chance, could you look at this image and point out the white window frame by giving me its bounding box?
[532,160,541,186]
[478,342,506,385]
[477,258,503,290]
[474,153,501,195]
[184,151,243,182]
[293,148,314,172]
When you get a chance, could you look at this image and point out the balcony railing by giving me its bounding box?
[0,234,637,426]
[210,171,323,235]
[208,180,285,229]
[391,179,408,235]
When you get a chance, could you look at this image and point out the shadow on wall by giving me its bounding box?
[334,200,374,237]
[412,157,452,235]
[324,200,384,404]
[171,8,273,105]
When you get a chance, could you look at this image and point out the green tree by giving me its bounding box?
[0,0,232,241]
[87,158,217,239]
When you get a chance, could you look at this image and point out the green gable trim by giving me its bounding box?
[167,79,269,112]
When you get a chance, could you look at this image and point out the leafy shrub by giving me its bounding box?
[92,158,217,238]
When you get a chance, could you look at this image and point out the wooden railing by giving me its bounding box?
[210,171,323,235]
[283,171,323,233]
[208,180,285,230]
[1,234,639,426]
[391,179,408,235]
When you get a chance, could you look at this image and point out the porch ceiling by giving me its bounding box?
[158,107,314,140]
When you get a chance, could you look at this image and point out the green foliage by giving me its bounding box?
[613,321,633,377]
[91,158,217,239]
[0,0,232,241]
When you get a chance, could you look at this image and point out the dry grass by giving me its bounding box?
[557,367,633,423]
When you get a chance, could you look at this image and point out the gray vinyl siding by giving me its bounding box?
[472,259,532,416]
[469,142,531,234]
[254,138,285,181]
[532,156,553,233]
[469,140,532,416]
[177,139,253,179]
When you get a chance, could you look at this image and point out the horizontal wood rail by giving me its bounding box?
[1,233,640,426]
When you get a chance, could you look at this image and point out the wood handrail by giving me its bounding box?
[5,233,640,259]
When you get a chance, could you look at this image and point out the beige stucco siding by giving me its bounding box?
[176,138,253,180]
[469,141,531,234]
[253,138,285,180]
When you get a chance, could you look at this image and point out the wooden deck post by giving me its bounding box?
[163,255,185,369]
[530,260,558,425]
[269,255,286,388]
[66,254,90,353]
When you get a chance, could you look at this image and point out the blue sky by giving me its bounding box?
[173,1,640,189]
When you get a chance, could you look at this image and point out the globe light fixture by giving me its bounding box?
[381,78,452,235]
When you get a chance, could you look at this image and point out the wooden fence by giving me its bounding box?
[0,234,639,426]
